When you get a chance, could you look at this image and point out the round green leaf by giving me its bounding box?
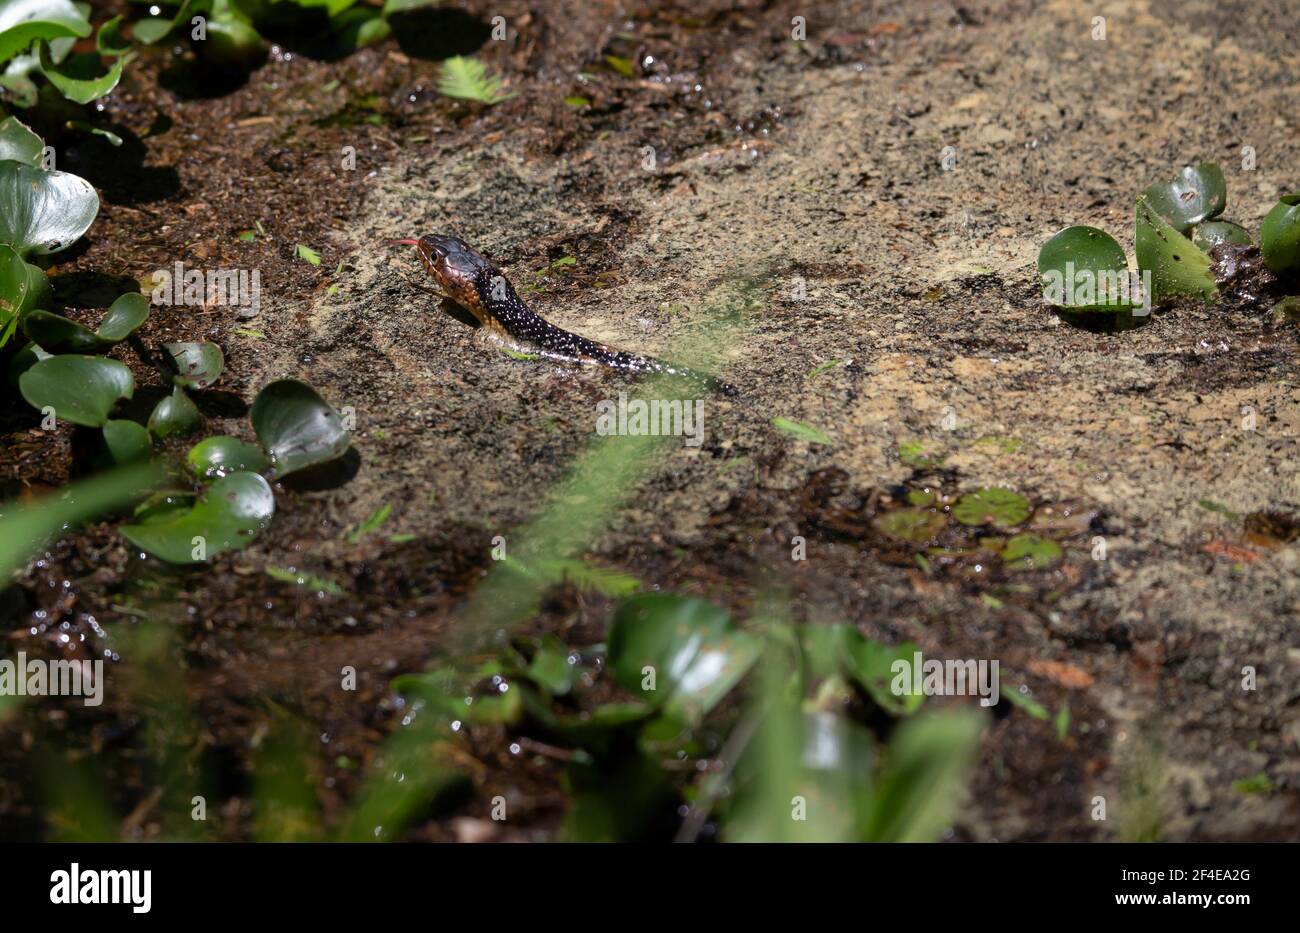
[19,354,133,427]
[1139,162,1226,233]
[5,341,51,385]
[607,593,761,726]
[97,292,149,343]
[1037,226,1136,311]
[187,435,270,481]
[1135,195,1216,303]
[204,15,267,67]
[0,0,91,63]
[873,507,946,544]
[1191,220,1250,251]
[0,160,99,257]
[951,487,1031,528]
[165,341,223,389]
[1000,533,1063,571]
[1260,193,1300,274]
[21,309,102,351]
[0,115,44,165]
[120,471,275,564]
[148,385,202,439]
[251,379,351,477]
[102,418,152,464]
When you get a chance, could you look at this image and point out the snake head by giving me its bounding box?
[394,234,498,315]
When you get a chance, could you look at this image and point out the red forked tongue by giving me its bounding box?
[389,238,420,247]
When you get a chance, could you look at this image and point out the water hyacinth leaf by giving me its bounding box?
[0,244,51,347]
[607,593,761,726]
[120,470,275,564]
[202,8,267,68]
[0,461,162,584]
[19,354,132,426]
[0,160,98,257]
[38,42,131,104]
[800,624,924,715]
[251,379,351,477]
[101,418,151,465]
[0,115,44,164]
[1260,193,1300,274]
[96,292,149,342]
[1139,163,1226,233]
[94,14,130,56]
[873,507,946,544]
[951,487,1031,528]
[1036,226,1137,311]
[148,385,202,439]
[1000,532,1063,571]
[331,6,389,49]
[20,309,103,351]
[0,0,91,63]
[856,709,984,842]
[187,436,270,481]
[1135,195,1216,302]
[1191,220,1250,251]
[165,340,224,388]
[5,341,50,385]
[131,0,193,44]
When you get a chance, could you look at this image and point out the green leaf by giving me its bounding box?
[96,292,149,342]
[120,470,275,564]
[800,625,924,716]
[607,593,761,727]
[525,634,577,696]
[251,378,351,477]
[0,0,91,64]
[266,566,345,596]
[147,385,202,439]
[501,555,641,597]
[0,244,50,348]
[1036,225,1138,312]
[1135,195,1217,303]
[951,487,1030,528]
[20,309,101,351]
[603,54,634,77]
[0,461,162,584]
[772,416,832,445]
[19,354,132,426]
[1000,683,1049,719]
[1000,532,1063,571]
[65,121,123,146]
[94,14,130,56]
[164,340,224,388]
[873,507,946,544]
[187,435,270,481]
[130,0,193,44]
[1191,220,1250,251]
[856,709,984,842]
[1139,163,1226,233]
[1260,193,1300,274]
[0,160,98,257]
[295,243,321,265]
[38,42,131,105]
[436,55,514,105]
[346,503,391,542]
[381,0,439,13]
[101,418,151,464]
[0,115,44,164]
[331,6,389,49]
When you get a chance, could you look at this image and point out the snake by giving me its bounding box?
[392,235,734,395]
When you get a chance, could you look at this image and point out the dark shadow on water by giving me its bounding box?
[192,390,250,420]
[1053,308,1157,332]
[48,271,145,310]
[279,446,362,492]
[62,125,180,205]
[158,58,255,101]
[390,8,492,61]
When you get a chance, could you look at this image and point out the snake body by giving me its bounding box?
[396,235,733,394]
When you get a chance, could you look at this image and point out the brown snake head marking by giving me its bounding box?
[391,234,503,329]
